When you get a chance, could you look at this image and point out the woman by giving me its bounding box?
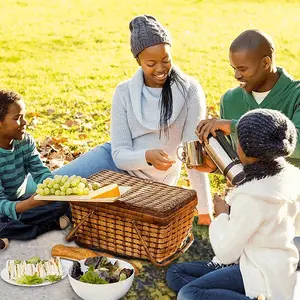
[53,15,212,224]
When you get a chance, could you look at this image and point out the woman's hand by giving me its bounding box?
[146,149,175,171]
[213,193,230,217]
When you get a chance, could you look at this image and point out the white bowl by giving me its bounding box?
[68,258,134,300]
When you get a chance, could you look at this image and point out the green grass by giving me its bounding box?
[1,0,300,189]
[0,1,299,298]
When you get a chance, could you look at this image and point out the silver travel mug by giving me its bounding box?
[177,140,203,168]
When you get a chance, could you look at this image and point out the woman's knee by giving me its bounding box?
[53,143,116,177]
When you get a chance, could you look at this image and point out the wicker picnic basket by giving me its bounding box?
[66,170,197,267]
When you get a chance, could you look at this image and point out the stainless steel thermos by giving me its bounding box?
[204,131,245,185]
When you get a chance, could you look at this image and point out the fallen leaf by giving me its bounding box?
[74,112,84,118]
[78,133,88,139]
[39,137,53,148]
[52,137,69,144]
[49,158,65,170]
[48,151,64,160]
[47,108,55,115]
[26,112,41,117]
[65,120,77,127]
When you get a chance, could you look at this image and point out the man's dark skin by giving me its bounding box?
[194,30,280,173]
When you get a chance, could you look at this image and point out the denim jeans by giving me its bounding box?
[53,142,126,177]
[26,142,126,192]
[166,261,254,300]
[0,201,70,240]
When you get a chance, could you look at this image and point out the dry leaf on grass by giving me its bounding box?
[78,133,88,139]
[47,108,55,115]
[37,136,83,170]
[65,119,77,127]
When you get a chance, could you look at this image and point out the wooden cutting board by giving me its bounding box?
[34,186,131,203]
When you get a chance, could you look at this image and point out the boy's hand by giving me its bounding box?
[28,195,51,207]
[213,193,230,217]
[196,118,232,144]
[146,149,175,171]
[15,194,50,213]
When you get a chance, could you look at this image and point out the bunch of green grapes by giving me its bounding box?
[36,175,92,196]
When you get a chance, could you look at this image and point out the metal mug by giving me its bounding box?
[177,140,203,168]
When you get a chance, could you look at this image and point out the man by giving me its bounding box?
[196,29,300,268]
[196,29,300,171]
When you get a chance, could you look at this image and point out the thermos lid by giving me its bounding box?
[231,171,246,185]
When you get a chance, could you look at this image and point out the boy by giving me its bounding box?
[0,90,70,248]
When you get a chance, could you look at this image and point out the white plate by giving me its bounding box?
[34,186,131,203]
[0,259,71,287]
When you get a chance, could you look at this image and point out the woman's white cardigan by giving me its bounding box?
[110,67,212,213]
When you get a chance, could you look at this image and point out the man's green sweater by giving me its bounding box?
[221,67,300,167]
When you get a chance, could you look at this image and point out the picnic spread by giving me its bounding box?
[0,170,204,300]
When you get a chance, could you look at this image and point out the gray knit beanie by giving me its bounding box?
[237,109,297,159]
[129,15,171,58]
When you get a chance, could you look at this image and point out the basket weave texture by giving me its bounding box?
[69,170,197,264]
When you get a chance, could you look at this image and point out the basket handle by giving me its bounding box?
[132,220,194,267]
[65,210,94,242]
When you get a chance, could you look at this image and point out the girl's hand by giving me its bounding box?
[213,193,230,217]
[146,149,175,171]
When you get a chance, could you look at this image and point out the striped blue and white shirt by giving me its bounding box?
[0,133,52,220]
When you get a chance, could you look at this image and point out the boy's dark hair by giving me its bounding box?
[0,90,22,121]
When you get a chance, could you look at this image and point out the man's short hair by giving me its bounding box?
[230,29,275,59]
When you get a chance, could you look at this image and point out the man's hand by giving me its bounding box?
[213,193,230,217]
[196,118,232,144]
[146,149,175,171]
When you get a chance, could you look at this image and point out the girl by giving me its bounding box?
[166,108,300,300]
[50,15,212,224]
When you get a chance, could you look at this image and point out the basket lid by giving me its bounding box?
[88,170,197,218]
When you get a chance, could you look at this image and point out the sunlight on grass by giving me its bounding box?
[0,0,299,189]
